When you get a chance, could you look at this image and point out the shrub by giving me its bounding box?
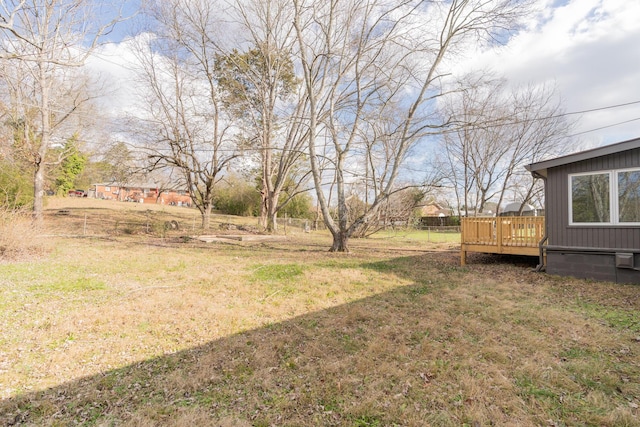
[279,192,314,219]
[0,209,47,260]
[214,180,261,217]
[0,160,33,209]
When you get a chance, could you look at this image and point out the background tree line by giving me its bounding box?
[0,0,572,251]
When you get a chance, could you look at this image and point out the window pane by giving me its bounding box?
[618,170,640,222]
[571,174,610,223]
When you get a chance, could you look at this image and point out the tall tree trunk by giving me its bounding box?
[33,162,45,225]
[201,186,214,230]
[202,202,212,230]
[332,151,351,252]
[266,211,277,233]
[33,64,51,225]
[265,189,280,233]
[259,187,268,230]
[330,229,349,252]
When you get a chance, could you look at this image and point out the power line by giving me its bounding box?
[9,95,640,128]
[4,81,640,141]
[568,117,640,138]
[440,99,640,137]
[558,100,640,117]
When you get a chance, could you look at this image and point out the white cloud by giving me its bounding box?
[457,0,640,149]
[85,37,146,118]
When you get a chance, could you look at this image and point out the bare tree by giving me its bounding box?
[440,75,571,216]
[293,0,531,252]
[440,74,509,216]
[219,0,311,232]
[497,82,572,213]
[133,0,240,229]
[0,0,124,223]
[352,187,425,236]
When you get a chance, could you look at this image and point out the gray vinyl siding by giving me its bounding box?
[545,147,640,250]
[527,139,640,283]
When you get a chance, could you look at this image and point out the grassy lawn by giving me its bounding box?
[0,199,639,426]
[368,228,461,244]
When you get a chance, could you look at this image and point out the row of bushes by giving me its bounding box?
[213,179,314,219]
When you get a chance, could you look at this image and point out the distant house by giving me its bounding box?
[480,202,498,216]
[526,137,640,284]
[92,183,192,206]
[419,202,457,227]
[420,202,451,217]
[498,202,542,217]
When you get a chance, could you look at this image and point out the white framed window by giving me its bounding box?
[618,169,640,223]
[569,172,611,224]
[569,168,640,225]
[105,186,111,192]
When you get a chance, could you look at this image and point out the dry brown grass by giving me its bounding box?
[0,198,638,426]
[42,196,265,238]
[0,209,49,261]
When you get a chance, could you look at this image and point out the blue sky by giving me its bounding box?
[90,0,640,153]
[98,0,141,43]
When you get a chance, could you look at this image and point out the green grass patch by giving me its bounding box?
[0,263,48,282]
[251,263,305,283]
[29,277,107,293]
[516,375,558,400]
[363,260,397,273]
[368,229,460,243]
[559,346,596,360]
[0,262,106,294]
[313,259,363,269]
[250,263,307,300]
[575,300,640,332]
[351,413,384,427]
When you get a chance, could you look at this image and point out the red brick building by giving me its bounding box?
[91,183,192,206]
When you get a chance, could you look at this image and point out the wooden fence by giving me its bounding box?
[460,216,545,265]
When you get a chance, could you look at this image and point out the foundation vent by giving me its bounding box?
[615,253,634,269]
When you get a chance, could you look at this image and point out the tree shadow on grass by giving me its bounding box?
[1,252,636,426]
[0,253,462,426]
[465,252,539,269]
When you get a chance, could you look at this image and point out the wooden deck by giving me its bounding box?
[460,216,545,265]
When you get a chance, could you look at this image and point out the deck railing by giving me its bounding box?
[460,216,545,264]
